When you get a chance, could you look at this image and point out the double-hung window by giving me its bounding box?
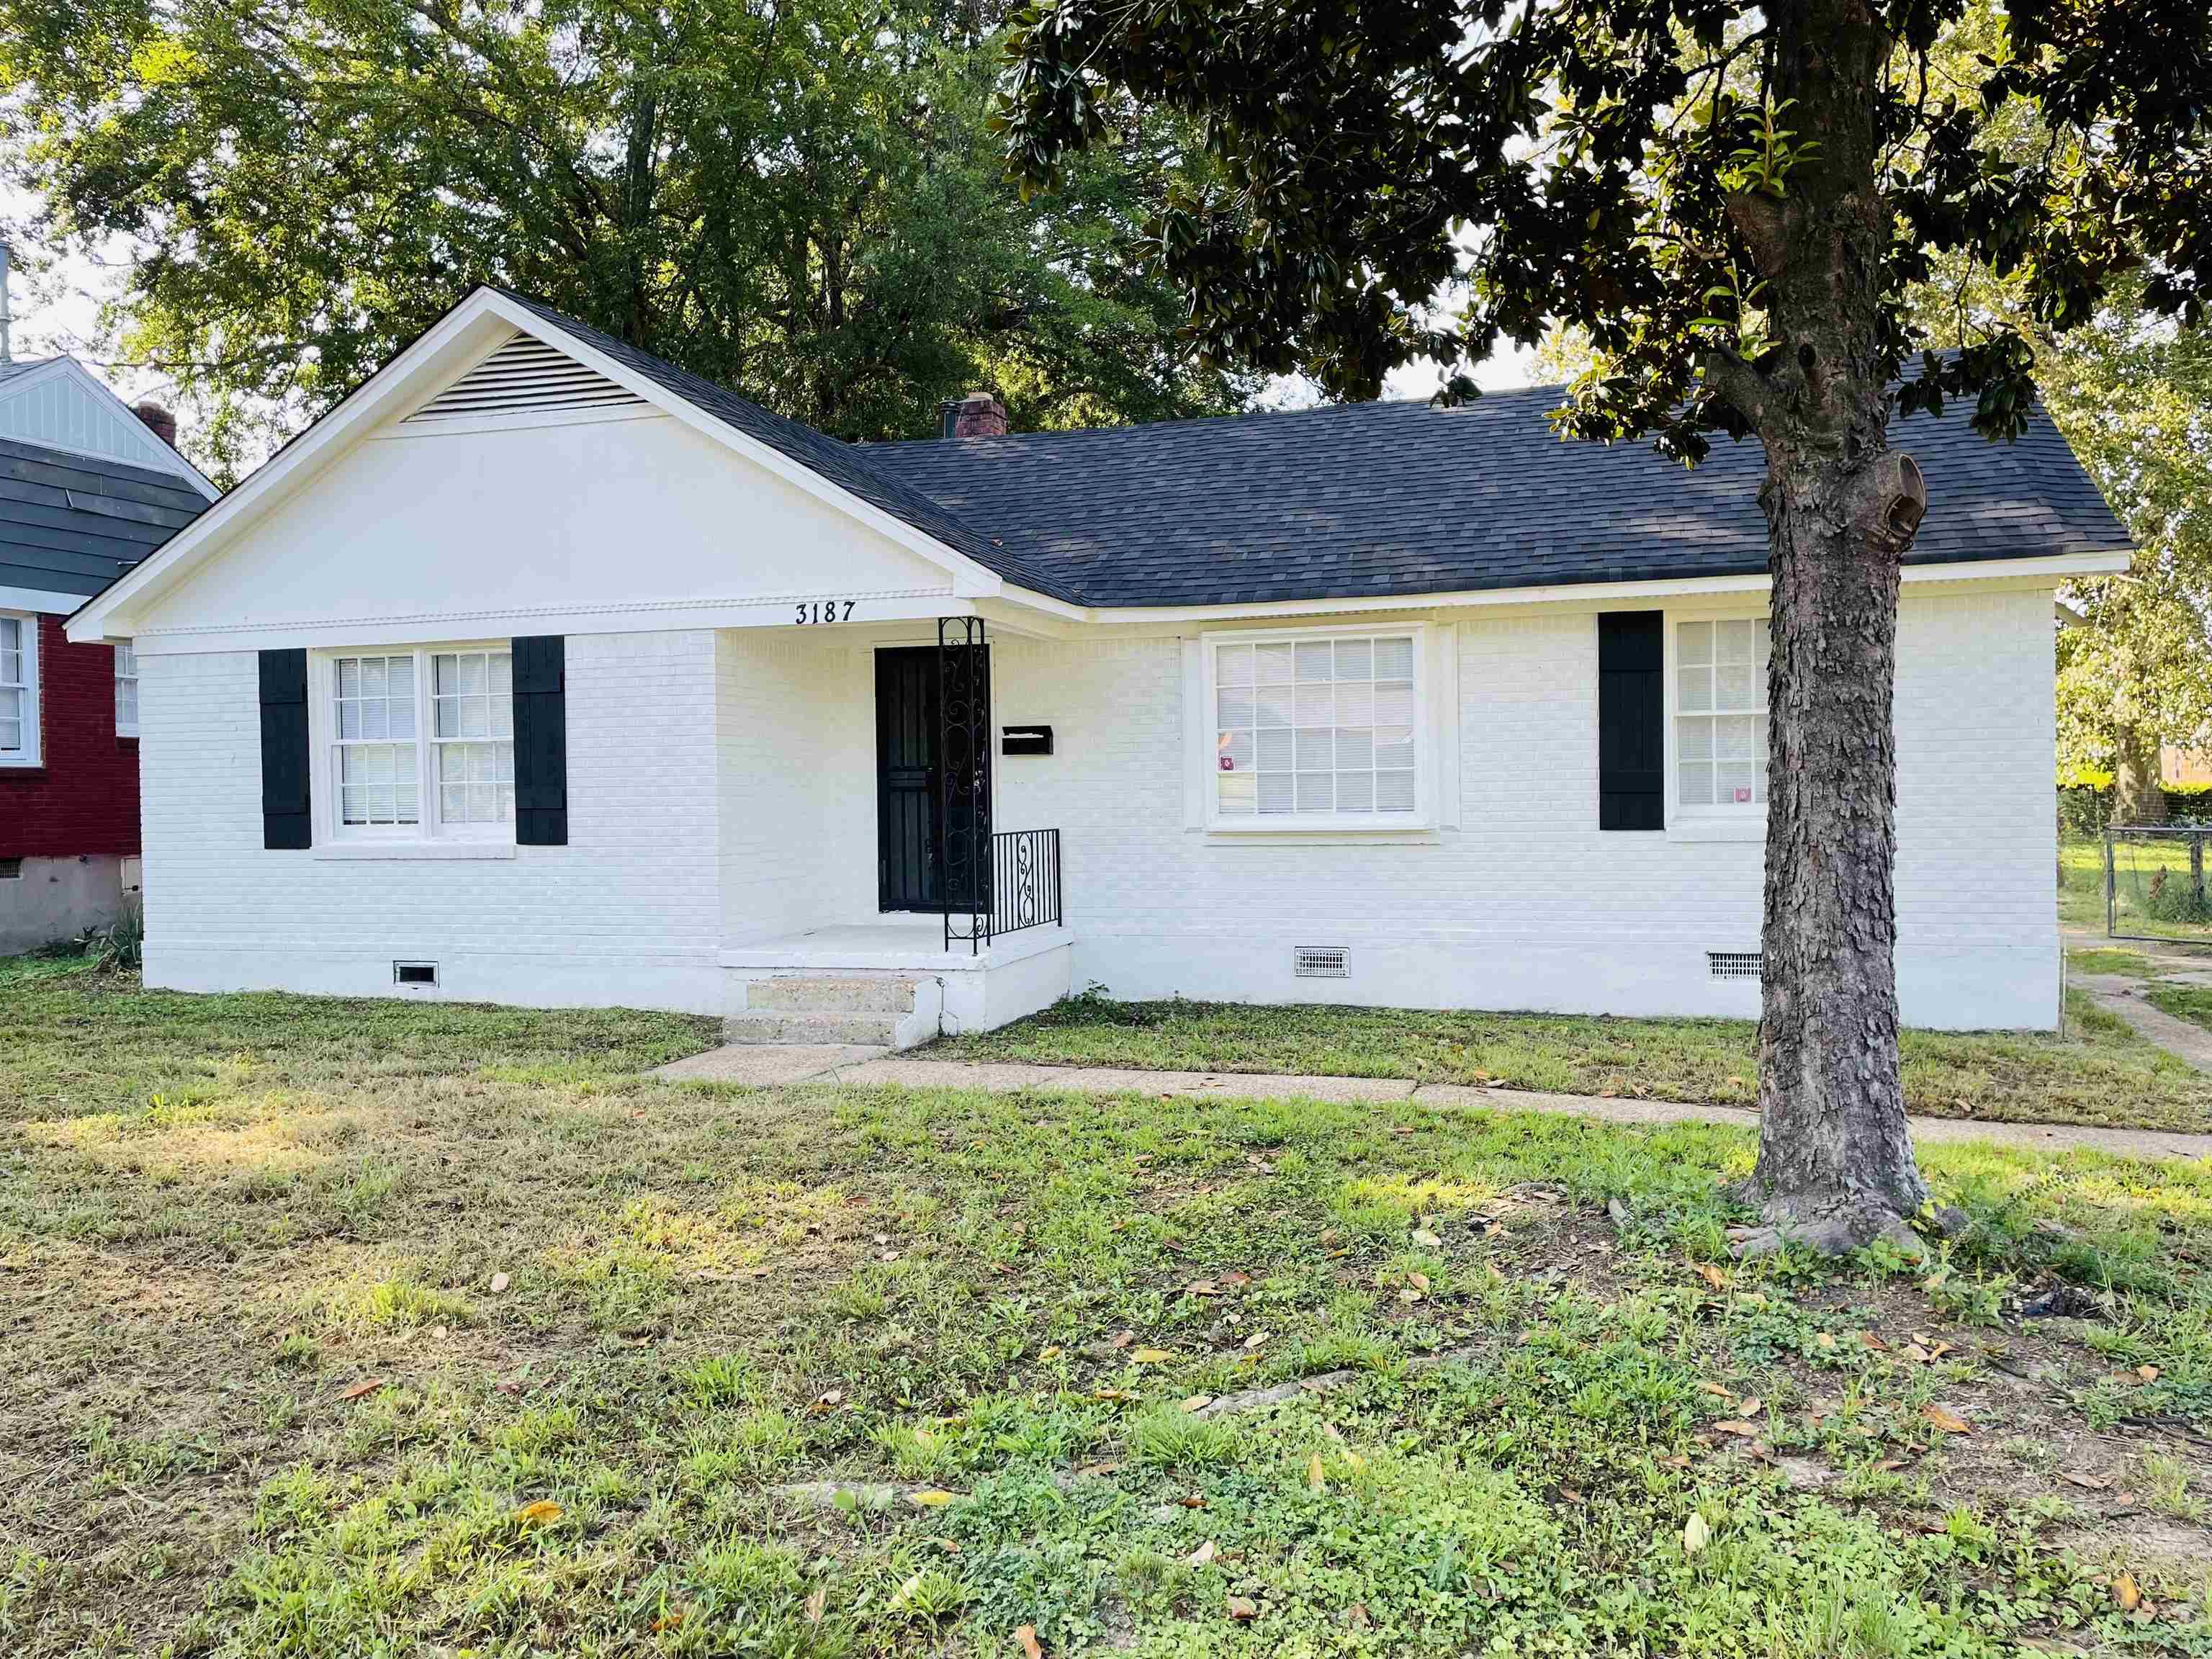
[1207,626,1426,828]
[1676,618,1768,811]
[0,613,37,766]
[114,642,139,737]
[324,646,513,839]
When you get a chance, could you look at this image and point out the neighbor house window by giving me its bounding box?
[1677,618,1768,809]
[0,613,37,765]
[325,646,512,837]
[114,642,139,737]
[1209,628,1423,825]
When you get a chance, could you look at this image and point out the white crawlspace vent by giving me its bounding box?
[405,335,647,423]
[392,961,440,988]
[1707,950,1763,981]
[1294,945,1349,979]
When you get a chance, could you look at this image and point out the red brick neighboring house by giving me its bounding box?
[0,356,215,951]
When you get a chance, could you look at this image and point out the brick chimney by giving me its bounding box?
[132,401,179,450]
[948,391,1007,439]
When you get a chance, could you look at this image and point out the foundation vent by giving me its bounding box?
[392,961,440,988]
[1707,950,1763,981]
[1293,945,1349,979]
[0,858,20,880]
[406,335,646,423]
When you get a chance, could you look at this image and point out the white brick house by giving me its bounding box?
[65,288,2127,1037]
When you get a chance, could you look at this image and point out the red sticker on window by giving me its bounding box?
[1219,755,1235,771]
[1733,786,1753,803]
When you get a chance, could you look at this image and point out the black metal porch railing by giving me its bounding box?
[945,827,1063,953]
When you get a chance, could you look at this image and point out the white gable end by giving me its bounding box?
[405,333,647,423]
[0,359,209,485]
[129,400,961,647]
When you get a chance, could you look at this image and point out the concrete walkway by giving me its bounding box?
[2074,974,2212,1074]
[651,1044,2212,1161]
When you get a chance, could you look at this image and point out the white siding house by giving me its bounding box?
[67,287,2126,1037]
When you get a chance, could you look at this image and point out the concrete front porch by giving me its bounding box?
[719,920,1074,1049]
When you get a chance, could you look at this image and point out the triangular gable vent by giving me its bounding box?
[405,334,647,423]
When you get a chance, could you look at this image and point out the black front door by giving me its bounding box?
[876,646,990,912]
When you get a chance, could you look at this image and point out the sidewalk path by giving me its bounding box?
[2074,973,2212,1076]
[653,1044,2212,1161]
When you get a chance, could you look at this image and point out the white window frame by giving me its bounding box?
[308,643,516,847]
[1198,622,1435,833]
[114,640,139,738]
[0,611,40,768]
[1665,606,1770,842]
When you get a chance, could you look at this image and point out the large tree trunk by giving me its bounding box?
[1748,441,1931,1248]
[2114,726,2169,826]
[1726,0,1933,1251]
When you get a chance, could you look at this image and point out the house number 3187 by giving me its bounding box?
[794,600,855,624]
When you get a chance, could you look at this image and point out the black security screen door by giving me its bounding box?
[876,645,991,912]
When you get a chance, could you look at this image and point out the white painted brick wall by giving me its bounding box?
[139,630,727,1011]
[992,585,2058,1029]
[716,632,873,940]
[139,586,2059,1030]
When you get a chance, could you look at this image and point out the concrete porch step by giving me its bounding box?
[723,1009,905,1046]
[745,975,922,1014]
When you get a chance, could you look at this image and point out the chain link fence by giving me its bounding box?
[2103,826,2212,943]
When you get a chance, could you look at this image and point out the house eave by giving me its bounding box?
[1054,549,2131,627]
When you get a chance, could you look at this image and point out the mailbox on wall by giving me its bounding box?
[1001,725,1053,756]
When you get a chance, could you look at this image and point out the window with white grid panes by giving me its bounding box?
[0,614,32,763]
[1676,618,1768,809]
[325,647,513,837]
[332,654,421,827]
[431,650,515,824]
[114,642,138,736]
[1213,632,1418,822]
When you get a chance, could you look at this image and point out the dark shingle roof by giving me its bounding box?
[496,291,1085,602]
[496,291,2127,610]
[864,389,2130,608]
[0,437,210,600]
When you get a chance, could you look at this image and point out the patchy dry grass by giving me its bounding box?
[8,959,2212,1655]
[934,986,2212,1132]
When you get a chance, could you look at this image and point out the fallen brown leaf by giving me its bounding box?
[516,1500,563,1527]
[2114,1572,2143,1612]
[1188,1539,1217,1568]
[338,1379,385,1401]
[805,1586,827,1624]
[1015,1624,1044,1659]
[1227,1595,1260,1622]
[1921,1403,1971,1435]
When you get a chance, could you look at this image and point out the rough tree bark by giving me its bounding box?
[1719,0,1934,1253]
[2113,727,2170,827]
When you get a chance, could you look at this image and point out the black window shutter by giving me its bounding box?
[512,635,567,846]
[1597,612,1665,832]
[258,649,313,849]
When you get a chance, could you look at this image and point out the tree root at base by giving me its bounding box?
[1727,1200,1923,1260]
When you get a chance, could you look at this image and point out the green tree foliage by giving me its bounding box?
[2043,309,2212,821]
[0,0,1254,477]
[999,0,2210,1244]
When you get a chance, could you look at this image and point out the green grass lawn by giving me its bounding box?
[933,986,2212,1133]
[8,961,2212,1655]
